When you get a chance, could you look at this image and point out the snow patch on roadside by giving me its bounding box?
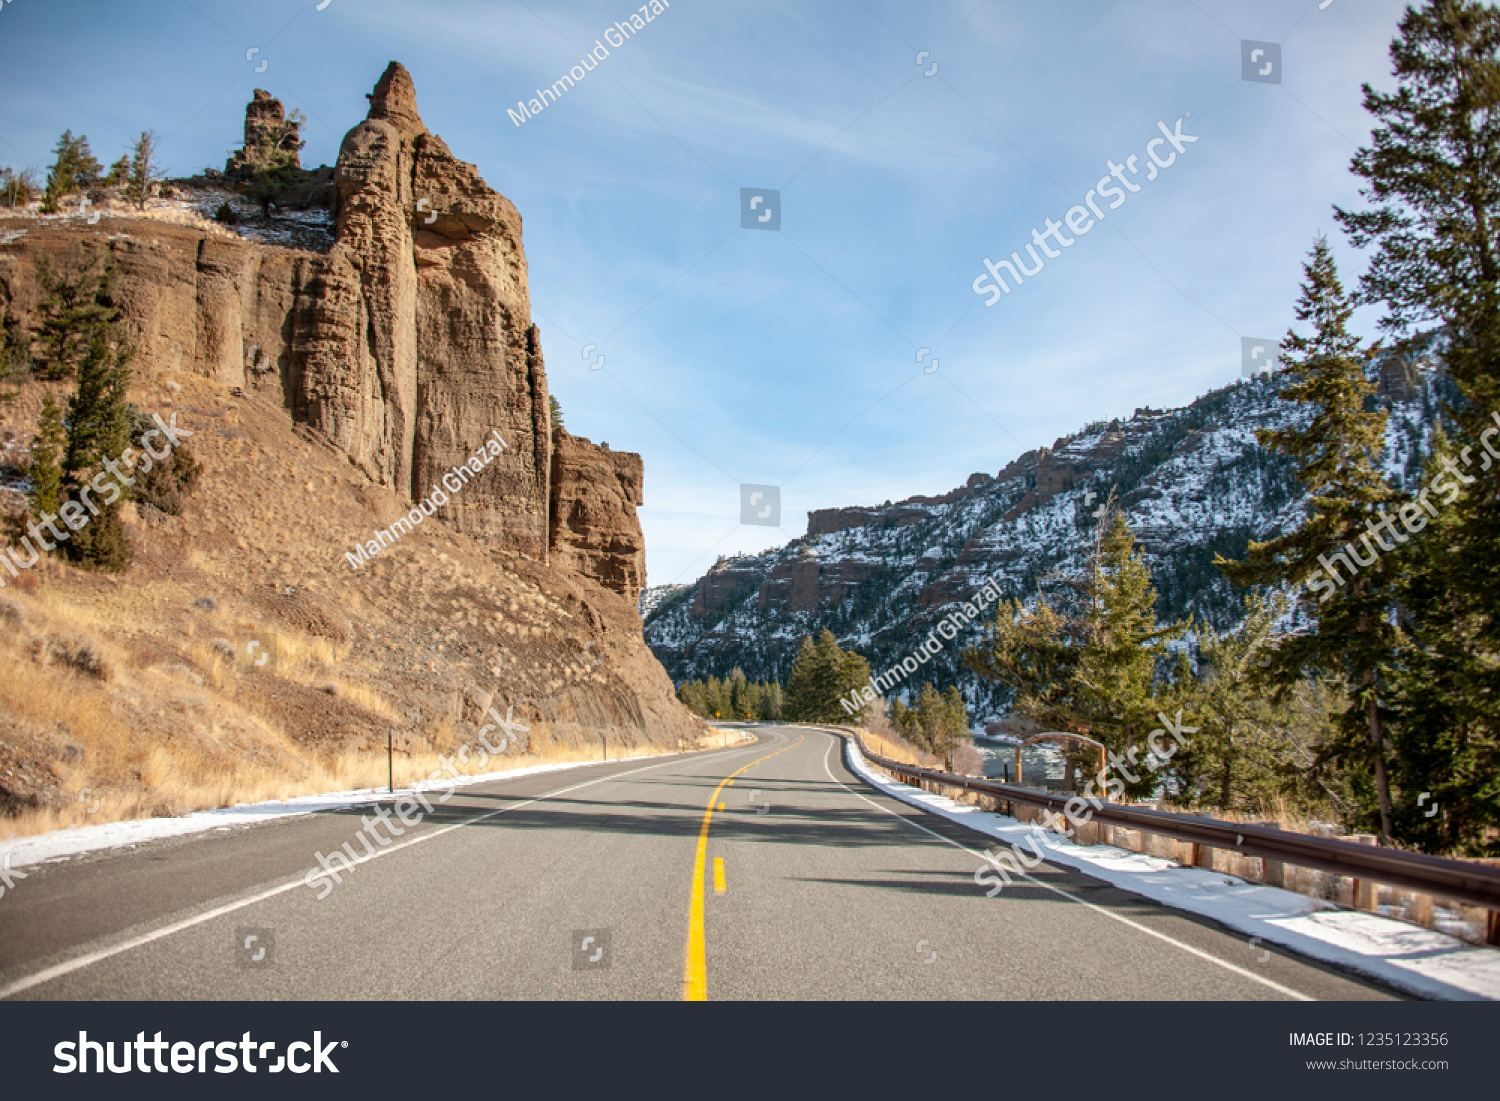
[0,755,658,872]
[844,740,1500,1002]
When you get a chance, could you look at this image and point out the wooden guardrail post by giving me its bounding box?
[1250,821,1285,888]
[1350,834,1379,911]
[1482,861,1500,946]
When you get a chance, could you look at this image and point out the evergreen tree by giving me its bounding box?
[1175,592,1291,812]
[41,131,101,212]
[126,130,161,210]
[785,629,870,722]
[785,633,835,722]
[105,156,130,187]
[26,393,65,519]
[60,328,133,572]
[967,498,1182,794]
[1384,435,1500,854]
[1218,238,1402,840]
[34,247,118,381]
[1332,1,1500,853]
[1,166,38,208]
[676,673,784,721]
[0,318,28,405]
[549,395,564,430]
[891,684,972,768]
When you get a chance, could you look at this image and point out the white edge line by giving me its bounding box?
[815,731,1315,1002]
[0,747,760,1000]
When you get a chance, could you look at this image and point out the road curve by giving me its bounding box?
[0,725,1400,1001]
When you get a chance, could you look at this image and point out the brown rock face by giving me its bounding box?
[549,428,646,605]
[299,62,552,556]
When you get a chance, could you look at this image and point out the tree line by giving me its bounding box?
[675,627,975,769]
[2,129,163,213]
[677,668,785,722]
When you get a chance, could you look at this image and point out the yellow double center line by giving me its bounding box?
[682,732,802,1000]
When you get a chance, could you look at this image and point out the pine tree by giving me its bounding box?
[785,629,870,722]
[41,131,101,213]
[1,166,38,209]
[967,498,1182,794]
[26,394,65,520]
[1073,501,1183,783]
[1175,592,1291,812]
[34,247,118,381]
[1331,1,1500,853]
[549,395,564,430]
[785,633,834,722]
[1218,238,1402,840]
[60,328,133,572]
[0,318,28,405]
[1384,435,1500,854]
[937,685,970,770]
[126,130,161,210]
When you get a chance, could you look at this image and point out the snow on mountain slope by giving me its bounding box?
[643,360,1452,722]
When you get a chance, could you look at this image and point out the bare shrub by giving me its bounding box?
[32,633,112,680]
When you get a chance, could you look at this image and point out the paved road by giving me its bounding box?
[0,726,1399,1000]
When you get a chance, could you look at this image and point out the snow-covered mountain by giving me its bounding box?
[643,359,1451,723]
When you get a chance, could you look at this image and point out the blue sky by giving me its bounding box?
[0,0,1414,585]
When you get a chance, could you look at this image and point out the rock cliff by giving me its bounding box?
[549,428,646,605]
[0,63,687,777]
[0,63,632,577]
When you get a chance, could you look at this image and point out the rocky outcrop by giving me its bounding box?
[690,558,764,619]
[549,428,646,605]
[226,89,304,177]
[0,63,643,592]
[807,483,984,537]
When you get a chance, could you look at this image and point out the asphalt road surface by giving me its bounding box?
[0,726,1401,1000]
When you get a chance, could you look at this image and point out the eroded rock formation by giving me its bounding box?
[225,89,304,177]
[0,63,641,593]
[550,428,646,605]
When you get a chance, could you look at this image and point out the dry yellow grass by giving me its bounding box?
[700,727,756,750]
[0,715,732,841]
[855,727,928,767]
[0,574,744,841]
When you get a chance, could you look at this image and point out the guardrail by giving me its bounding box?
[824,726,1500,944]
